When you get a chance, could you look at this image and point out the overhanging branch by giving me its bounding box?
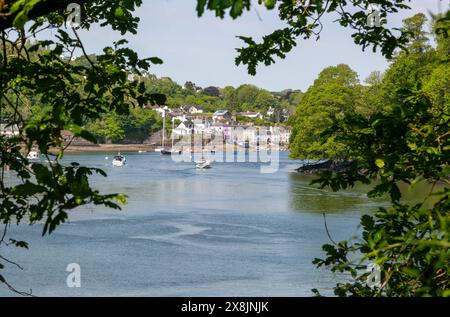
[0,0,91,32]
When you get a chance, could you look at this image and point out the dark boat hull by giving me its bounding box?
[161,149,181,155]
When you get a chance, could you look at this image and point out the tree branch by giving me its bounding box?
[0,0,92,32]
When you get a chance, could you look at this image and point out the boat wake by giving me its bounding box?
[129,223,210,245]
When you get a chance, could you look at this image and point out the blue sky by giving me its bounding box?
[76,0,449,91]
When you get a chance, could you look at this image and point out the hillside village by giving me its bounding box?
[0,103,291,150]
[1,67,298,150]
[148,104,291,149]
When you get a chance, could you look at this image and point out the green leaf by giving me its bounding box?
[12,182,46,196]
[375,159,385,168]
[114,7,125,19]
[361,215,374,230]
[196,0,208,17]
[149,57,163,64]
[264,0,277,9]
[408,178,423,192]
[11,0,41,28]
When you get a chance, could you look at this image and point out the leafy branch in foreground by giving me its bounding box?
[308,13,449,296]
[0,0,448,297]
[0,0,164,293]
[196,0,414,75]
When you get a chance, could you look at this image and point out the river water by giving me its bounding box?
[0,151,388,296]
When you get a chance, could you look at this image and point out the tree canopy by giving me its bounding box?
[308,13,450,296]
[289,64,360,159]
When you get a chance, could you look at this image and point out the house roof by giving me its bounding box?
[213,110,229,116]
[175,122,192,129]
[240,111,261,116]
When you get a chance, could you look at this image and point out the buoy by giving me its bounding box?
[105,156,108,160]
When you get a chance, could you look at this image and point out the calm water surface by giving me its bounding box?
[1,152,388,296]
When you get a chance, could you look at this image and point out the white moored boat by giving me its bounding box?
[195,131,211,169]
[195,159,211,169]
[160,116,182,156]
[27,151,39,160]
[112,153,126,167]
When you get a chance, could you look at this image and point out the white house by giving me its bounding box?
[178,105,190,113]
[170,111,191,122]
[240,111,263,120]
[172,122,193,136]
[269,126,291,145]
[228,126,256,143]
[189,105,204,114]
[281,109,290,121]
[192,118,205,133]
[155,105,172,117]
[212,110,231,123]
[266,107,275,118]
[0,124,19,138]
[211,123,232,139]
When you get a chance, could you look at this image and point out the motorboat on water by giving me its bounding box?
[27,151,39,160]
[195,159,211,169]
[112,153,126,167]
[161,149,181,155]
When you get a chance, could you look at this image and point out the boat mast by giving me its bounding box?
[162,110,165,149]
[171,117,174,150]
[201,131,204,160]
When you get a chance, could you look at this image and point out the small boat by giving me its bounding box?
[161,149,181,155]
[195,159,211,169]
[195,131,211,169]
[160,118,181,155]
[158,110,171,155]
[27,151,39,160]
[112,153,126,167]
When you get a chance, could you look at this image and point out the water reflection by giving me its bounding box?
[287,172,442,214]
[288,173,386,214]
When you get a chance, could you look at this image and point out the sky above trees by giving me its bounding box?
[61,0,449,91]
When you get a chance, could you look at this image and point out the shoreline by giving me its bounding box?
[60,144,158,153]
[57,143,289,154]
